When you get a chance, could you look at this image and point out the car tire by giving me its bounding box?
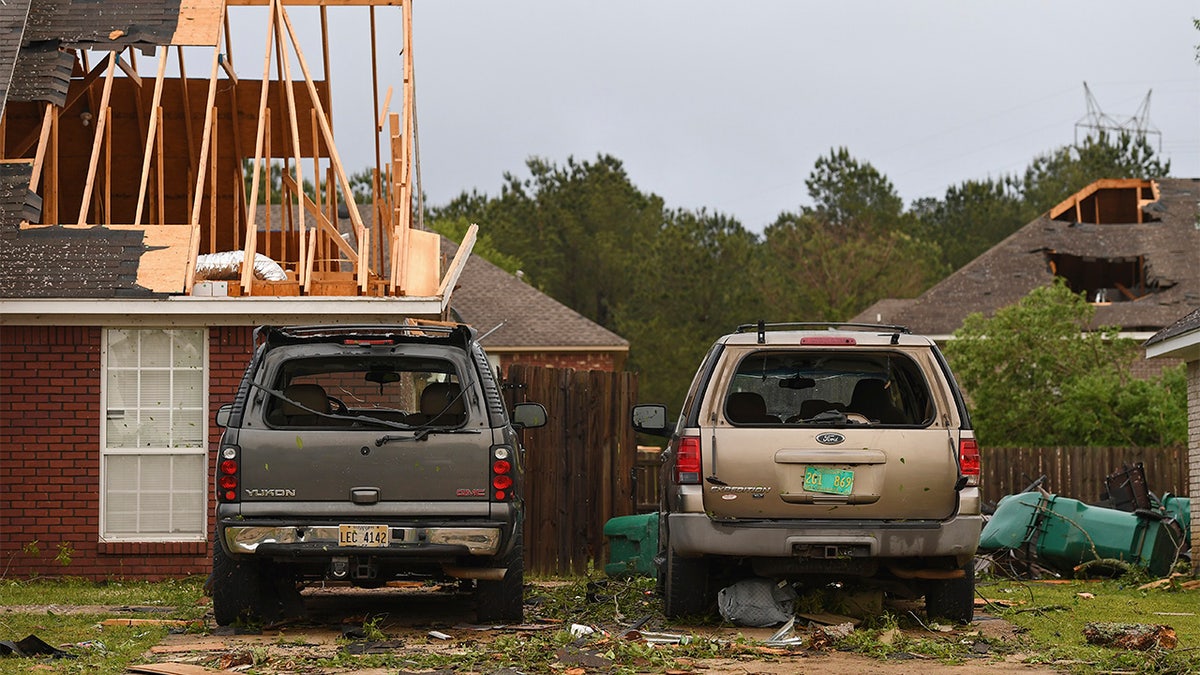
[924,562,975,624]
[477,529,524,623]
[211,540,271,626]
[663,545,710,619]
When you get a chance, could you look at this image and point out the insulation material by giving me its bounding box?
[196,251,287,282]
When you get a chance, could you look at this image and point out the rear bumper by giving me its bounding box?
[667,512,982,560]
[221,523,503,557]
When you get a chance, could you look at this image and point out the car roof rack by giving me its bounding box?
[734,321,911,334]
[256,323,474,347]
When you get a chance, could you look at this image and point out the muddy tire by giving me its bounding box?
[210,539,299,626]
[477,530,524,623]
[925,562,975,624]
[663,546,710,618]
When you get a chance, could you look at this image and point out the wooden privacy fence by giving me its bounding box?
[503,364,639,576]
[981,446,1189,506]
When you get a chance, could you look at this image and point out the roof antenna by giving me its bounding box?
[757,320,765,344]
[478,321,506,342]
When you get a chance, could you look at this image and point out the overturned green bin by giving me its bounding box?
[604,512,659,578]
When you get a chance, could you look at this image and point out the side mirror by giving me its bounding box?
[631,404,671,437]
[512,402,547,430]
[215,404,233,428]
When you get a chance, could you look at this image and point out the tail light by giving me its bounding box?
[675,437,701,485]
[491,446,514,500]
[218,446,240,502]
[959,438,980,487]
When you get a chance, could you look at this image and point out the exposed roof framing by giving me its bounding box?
[0,0,447,305]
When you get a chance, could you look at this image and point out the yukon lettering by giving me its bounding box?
[244,488,296,497]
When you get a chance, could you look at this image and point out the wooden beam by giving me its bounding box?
[240,0,279,291]
[438,223,475,297]
[177,46,197,216]
[76,56,117,226]
[278,4,370,285]
[47,106,58,223]
[282,173,358,264]
[115,55,142,87]
[134,48,170,226]
[27,104,54,193]
[156,106,164,225]
[227,0,405,5]
[273,0,307,270]
[184,45,224,294]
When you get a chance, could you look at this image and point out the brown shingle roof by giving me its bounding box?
[443,238,628,350]
[853,178,1200,335]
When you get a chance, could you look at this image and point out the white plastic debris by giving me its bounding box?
[569,624,595,637]
[427,630,452,640]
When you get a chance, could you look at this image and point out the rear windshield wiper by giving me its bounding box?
[376,427,481,445]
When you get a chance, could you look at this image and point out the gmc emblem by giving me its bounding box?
[455,488,486,497]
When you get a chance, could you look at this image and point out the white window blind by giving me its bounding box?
[102,328,207,541]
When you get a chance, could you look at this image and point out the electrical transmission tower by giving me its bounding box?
[1074,81,1162,152]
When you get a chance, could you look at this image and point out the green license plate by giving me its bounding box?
[804,466,854,495]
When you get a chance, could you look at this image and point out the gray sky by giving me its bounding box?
[237,1,1200,232]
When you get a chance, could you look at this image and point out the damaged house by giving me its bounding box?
[0,0,628,579]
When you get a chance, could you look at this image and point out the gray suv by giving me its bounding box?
[210,324,545,625]
[633,322,981,623]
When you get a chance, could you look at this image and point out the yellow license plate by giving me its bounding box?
[338,524,391,547]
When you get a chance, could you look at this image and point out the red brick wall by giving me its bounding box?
[0,325,255,580]
[500,350,624,373]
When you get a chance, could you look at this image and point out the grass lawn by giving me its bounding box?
[1,573,1198,674]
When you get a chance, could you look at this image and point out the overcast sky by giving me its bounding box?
[236,1,1199,232]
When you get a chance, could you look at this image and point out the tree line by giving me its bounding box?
[423,132,1184,447]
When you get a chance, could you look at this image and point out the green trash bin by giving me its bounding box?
[603,512,659,578]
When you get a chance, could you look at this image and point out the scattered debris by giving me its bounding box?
[1082,622,1177,650]
[554,646,614,669]
[0,634,74,658]
[344,640,406,654]
[125,663,241,675]
[1076,592,1095,600]
[100,619,201,629]
[427,630,452,640]
[568,624,594,637]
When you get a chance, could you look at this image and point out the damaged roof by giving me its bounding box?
[854,178,1200,336]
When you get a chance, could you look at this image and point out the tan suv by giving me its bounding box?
[632,322,981,623]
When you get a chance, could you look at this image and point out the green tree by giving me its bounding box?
[803,147,907,230]
[761,149,943,321]
[614,208,767,408]
[427,154,665,330]
[911,178,1026,271]
[1020,130,1170,213]
[943,279,1185,447]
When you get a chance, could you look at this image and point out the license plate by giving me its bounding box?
[804,466,854,495]
[338,524,391,547]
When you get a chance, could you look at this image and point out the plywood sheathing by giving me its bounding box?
[171,0,225,47]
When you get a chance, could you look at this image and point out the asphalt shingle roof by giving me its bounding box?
[854,178,1200,335]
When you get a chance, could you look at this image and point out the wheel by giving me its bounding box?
[924,562,975,624]
[476,529,524,622]
[210,537,300,626]
[663,545,710,619]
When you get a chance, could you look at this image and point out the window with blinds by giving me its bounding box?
[101,328,207,540]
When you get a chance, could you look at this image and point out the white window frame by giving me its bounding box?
[99,327,208,542]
